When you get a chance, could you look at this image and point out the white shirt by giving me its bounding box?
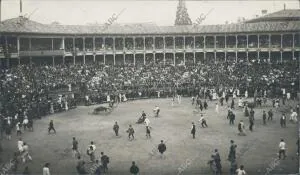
[14,114,18,120]
[215,105,219,112]
[123,94,127,101]
[291,112,298,118]
[282,88,286,95]
[144,118,150,126]
[199,117,205,122]
[18,140,23,150]
[239,122,244,128]
[279,141,286,150]
[43,167,50,175]
[7,117,11,125]
[89,144,96,151]
[233,93,237,98]
[236,169,246,175]
[68,84,72,91]
[23,119,28,125]
[23,145,29,153]
[16,123,20,131]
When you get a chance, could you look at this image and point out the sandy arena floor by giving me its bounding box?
[0,97,298,175]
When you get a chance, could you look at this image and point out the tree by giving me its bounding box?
[174,0,192,25]
[51,21,60,25]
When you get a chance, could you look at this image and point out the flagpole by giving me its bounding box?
[0,0,2,23]
[20,0,22,16]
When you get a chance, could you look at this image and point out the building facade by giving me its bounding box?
[0,9,299,67]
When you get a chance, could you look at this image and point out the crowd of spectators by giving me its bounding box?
[0,64,78,128]
[0,58,298,122]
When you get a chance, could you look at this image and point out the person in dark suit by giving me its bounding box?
[213,149,222,174]
[280,114,286,128]
[225,94,229,104]
[130,161,139,175]
[249,108,255,118]
[204,100,208,110]
[113,122,119,136]
[297,139,299,156]
[72,137,79,158]
[48,120,56,134]
[23,166,30,175]
[229,112,235,125]
[230,159,237,175]
[158,140,167,159]
[191,122,196,139]
[100,152,109,173]
[231,99,235,109]
[262,111,267,125]
[146,126,151,139]
[249,109,255,131]
[268,109,273,121]
[127,125,135,140]
[227,140,237,162]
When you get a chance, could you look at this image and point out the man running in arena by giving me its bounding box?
[268,109,273,121]
[290,109,298,123]
[22,142,32,163]
[137,111,146,124]
[199,114,208,128]
[16,122,22,136]
[191,96,195,105]
[18,138,24,153]
[23,117,29,131]
[127,125,135,140]
[158,140,167,159]
[191,122,196,138]
[203,100,208,110]
[146,126,151,139]
[144,117,151,129]
[100,152,110,173]
[72,137,79,158]
[113,121,119,136]
[238,120,246,136]
[153,106,160,117]
[48,120,56,134]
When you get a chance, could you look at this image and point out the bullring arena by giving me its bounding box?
[0,0,300,175]
[1,97,298,175]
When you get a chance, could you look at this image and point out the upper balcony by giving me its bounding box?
[0,32,299,58]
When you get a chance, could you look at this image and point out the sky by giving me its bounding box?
[1,0,299,26]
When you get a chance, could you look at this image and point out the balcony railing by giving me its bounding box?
[19,50,65,56]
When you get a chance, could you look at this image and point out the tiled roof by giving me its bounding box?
[246,9,300,23]
[0,12,300,35]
